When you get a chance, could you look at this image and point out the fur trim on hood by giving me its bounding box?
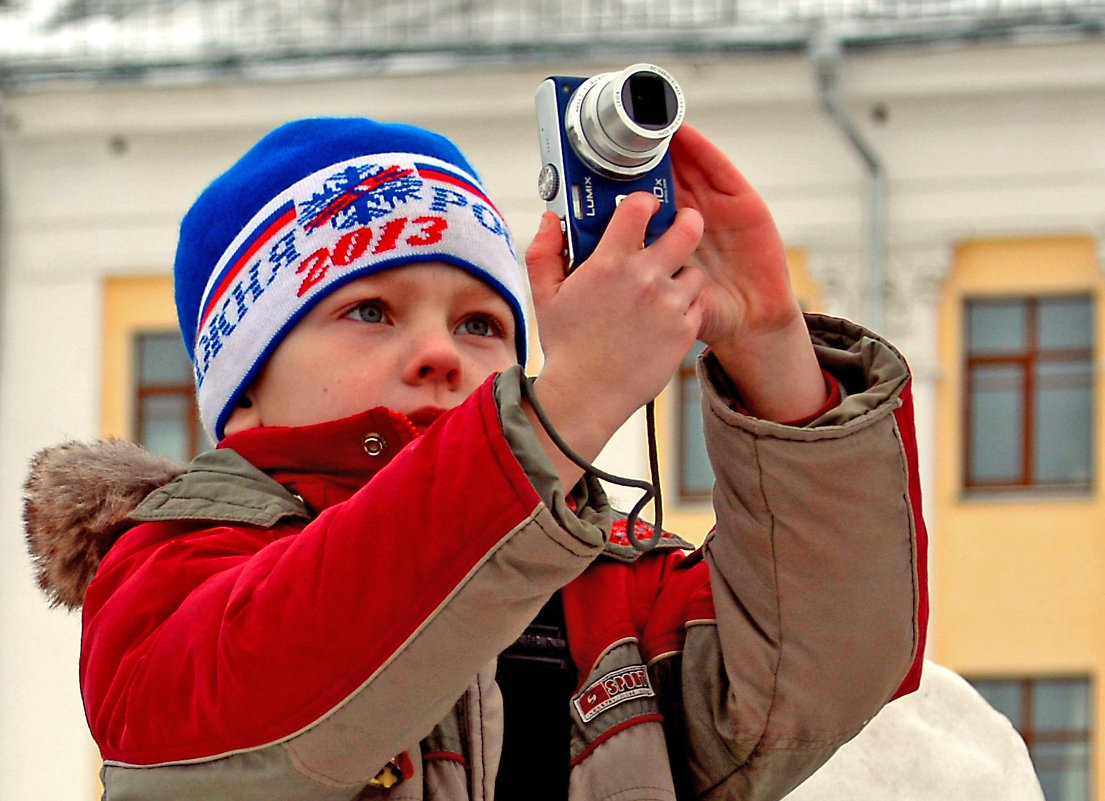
[24,440,184,610]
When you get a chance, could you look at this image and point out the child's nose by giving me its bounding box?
[403,328,462,387]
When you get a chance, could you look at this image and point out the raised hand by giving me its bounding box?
[670,125,827,422]
[523,193,704,487]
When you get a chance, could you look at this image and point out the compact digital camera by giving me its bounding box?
[535,63,686,269]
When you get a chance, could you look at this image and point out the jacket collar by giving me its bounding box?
[217,406,422,514]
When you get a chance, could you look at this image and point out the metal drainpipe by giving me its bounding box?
[810,29,887,334]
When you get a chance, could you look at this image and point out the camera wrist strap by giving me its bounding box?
[521,379,663,552]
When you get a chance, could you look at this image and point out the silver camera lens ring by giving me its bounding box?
[565,63,685,179]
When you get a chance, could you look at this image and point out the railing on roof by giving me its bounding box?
[1,0,1104,84]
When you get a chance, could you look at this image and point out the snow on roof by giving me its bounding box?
[2,0,1103,82]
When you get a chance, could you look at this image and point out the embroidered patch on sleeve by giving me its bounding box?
[573,665,655,723]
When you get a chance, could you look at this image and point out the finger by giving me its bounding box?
[663,264,708,329]
[525,212,568,302]
[642,207,704,273]
[671,127,779,240]
[672,263,707,302]
[670,125,752,198]
[586,192,660,262]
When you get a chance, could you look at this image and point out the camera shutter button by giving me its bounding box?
[537,163,560,201]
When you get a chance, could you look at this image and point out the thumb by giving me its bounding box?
[525,212,567,303]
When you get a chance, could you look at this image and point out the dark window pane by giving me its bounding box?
[1039,297,1093,350]
[1033,679,1091,732]
[138,332,193,387]
[969,365,1024,484]
[1034,364,1093,485]
[1037,764,1090,801]
[139,394,191,463]
[973,680,1024,729]
[678,342,710,500]
[969,300,1026,354]
[680,376,712,497]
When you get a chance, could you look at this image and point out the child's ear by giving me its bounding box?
[223,393,262,435]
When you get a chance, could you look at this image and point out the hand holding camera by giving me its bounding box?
[526,64,828,487]
[530,64,705,432]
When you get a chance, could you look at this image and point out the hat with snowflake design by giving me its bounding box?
[174,117,528,441]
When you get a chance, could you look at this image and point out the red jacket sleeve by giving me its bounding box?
[81,377,567,764]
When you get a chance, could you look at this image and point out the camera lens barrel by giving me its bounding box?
[566,63,685,179]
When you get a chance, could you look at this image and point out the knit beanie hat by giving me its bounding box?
[175,117,528,442]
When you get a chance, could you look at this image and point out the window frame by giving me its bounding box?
[962,293,1095,495]
[132,329,205,462]
[969,675,1094,801]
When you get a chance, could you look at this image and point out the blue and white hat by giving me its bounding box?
[175,117,528,442]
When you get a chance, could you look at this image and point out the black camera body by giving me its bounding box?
[535,64,686,269]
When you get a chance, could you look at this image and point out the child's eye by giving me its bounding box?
[456,315,501,338]
[347,301,387,324]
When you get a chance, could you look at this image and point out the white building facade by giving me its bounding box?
[1,11,1104,797]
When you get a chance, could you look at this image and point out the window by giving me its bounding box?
[964,295,1094,492]
[970,676,1093,801]
[134,331,205,462]
[677,342,711,501]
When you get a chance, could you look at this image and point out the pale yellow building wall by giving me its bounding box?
[933,236,1104,797]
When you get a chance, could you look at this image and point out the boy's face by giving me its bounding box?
[230,263,518,433]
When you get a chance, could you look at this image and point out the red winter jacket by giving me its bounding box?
[27,315,926,801]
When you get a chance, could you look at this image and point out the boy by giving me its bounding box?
[25,116,926,801]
